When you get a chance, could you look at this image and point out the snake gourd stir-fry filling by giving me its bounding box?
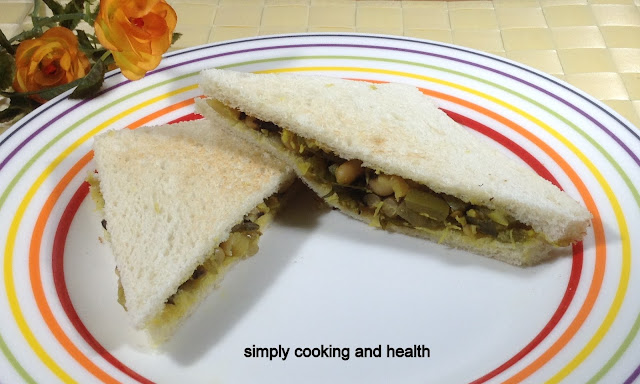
[208,99,550,246]
[144,193,284,328]
[208,99,556,243]
[159,194,280,309]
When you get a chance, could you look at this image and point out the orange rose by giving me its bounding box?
[94,0,177,80]
[13,26,91,103]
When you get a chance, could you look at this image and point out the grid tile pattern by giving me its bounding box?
[1,0,640,129]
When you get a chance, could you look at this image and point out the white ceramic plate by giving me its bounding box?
[1,34,639,384]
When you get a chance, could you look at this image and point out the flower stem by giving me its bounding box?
[0,29,15,54]
[33,13,86,27]
[31,0,42,21]
[100,50,112,62]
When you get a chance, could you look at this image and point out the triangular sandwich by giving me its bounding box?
[88,119,294,344]
[196,69,591,266]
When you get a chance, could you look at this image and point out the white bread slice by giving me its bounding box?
[91,119,293,343]
[197,69,592,265]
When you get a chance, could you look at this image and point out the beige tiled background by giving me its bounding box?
[1,0,640,131]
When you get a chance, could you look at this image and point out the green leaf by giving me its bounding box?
[41,0,65,15]
[60,18,79,31]
[90,48,108,62]
[8,28,42,44]
[68,0,85,13]
[0,80,74,100]
[0,97,38,123]
[60,0,85,29]
[0,50,16,90]
[33,81,79,100]
[85,0,100,26]
[86,33,100,46]
[76,30,95,55]
[102,53,115,67]
[0,28,16,55]
[0,105,26,123]
[171,33,182,45]
[69,60,105,99]
[1,77,84,101]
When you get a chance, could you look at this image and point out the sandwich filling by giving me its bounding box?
[88,172,284,329]
[146,193,283,330]
[208,99,558,247]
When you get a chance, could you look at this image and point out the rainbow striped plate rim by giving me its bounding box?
[1,33,639,384]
